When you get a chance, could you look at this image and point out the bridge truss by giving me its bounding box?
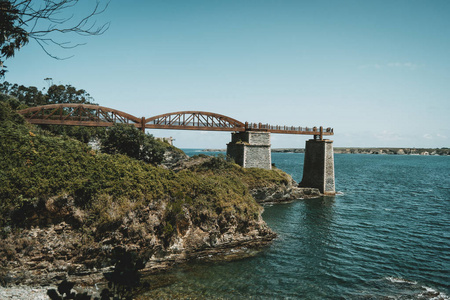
[17,104,333,137]
[17,104,142,127]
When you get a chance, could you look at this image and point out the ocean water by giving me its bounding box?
[140,150,450,299]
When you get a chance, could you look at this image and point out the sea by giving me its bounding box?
[139,150,450,299]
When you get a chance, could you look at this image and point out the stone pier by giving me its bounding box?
[226,131,271,169]
[299,139,335,195]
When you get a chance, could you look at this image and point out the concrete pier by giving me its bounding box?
[226,131,271,169]
[299,139,335,195]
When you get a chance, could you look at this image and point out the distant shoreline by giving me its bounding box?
[202,148,450,156]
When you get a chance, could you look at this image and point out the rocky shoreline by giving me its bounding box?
[0,125,322,298]
[0,155,321,297]
[0,187,317,299]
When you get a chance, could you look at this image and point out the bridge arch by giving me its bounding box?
[17,104,142,128]
[144,111,245,131]
[17,104,333,136]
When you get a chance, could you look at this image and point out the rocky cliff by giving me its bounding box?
[0,197,274,286]
[0,103,321,288]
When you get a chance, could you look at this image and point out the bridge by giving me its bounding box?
[17,104,333,139]
[17,104,335,194]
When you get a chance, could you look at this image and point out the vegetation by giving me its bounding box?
[0,81,96,107]
[100,123,165,165]
[48,250,147,300]
[0,81,107,143]
[188,154,292,191]
[0,102,261,236]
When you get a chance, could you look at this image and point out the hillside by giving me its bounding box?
[0,102,282,286]
[0,100,445,298]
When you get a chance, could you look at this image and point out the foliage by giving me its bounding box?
[0,103,262,233]
[0,82,46,107]
[0,81,96,107]
[48,250,148,300]
[187,154,292,191]
[102,249,148,300]
[0,98,24,124]
[47,280,92,299]
[46,83,96,104]
[0,0,109,77]
[100,124,166,165]
[0,81,106,143]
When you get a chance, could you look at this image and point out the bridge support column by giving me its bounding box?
[226,131,271,170]
[299,139,335,195]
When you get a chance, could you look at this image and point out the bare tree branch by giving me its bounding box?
[1,0,110,77]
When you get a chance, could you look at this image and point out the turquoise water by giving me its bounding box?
[142,150,450,299]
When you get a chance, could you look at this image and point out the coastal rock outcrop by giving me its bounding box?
[176,155,322,204]
[160,146,189,169]
[250,175,320,204]
[251,185,321,203]
[0,197,275,287]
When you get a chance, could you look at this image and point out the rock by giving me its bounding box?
[0,199,275,287]
[250,174,321,204]
[160,148,189,169]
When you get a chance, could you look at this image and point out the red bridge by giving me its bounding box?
[17,103,336,194]
[17,104,333,138]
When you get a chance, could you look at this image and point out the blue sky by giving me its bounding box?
[4,0,450,149]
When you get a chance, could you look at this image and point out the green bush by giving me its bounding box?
[0,103,262,233]
[100,124,165,165]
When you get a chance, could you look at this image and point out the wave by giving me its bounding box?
[419,286,449,300]
[384,277,449,299]
[385,276,417,285]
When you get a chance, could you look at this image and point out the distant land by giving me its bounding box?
[202,148,450,156]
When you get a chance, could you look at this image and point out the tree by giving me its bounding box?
[0,0,109,77]
[101,124,166,165]
[0,80,95,106]
[0,80,105,142]
[0,81,46,107]
[46,83,94,104]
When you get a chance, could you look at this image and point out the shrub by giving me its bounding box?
[100,124,165,165]
[0,106,263,232]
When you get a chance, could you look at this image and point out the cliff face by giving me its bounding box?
[0,197,274,286]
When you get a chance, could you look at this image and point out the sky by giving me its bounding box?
[3,0,450,149]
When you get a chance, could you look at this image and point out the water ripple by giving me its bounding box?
[140,152,450,299]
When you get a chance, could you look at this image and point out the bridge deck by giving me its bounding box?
[17,104,333,136]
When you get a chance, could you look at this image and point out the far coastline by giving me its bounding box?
[202,148,450,156]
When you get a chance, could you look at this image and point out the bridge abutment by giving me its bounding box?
[300,139,335,195]
[227,131,272,170]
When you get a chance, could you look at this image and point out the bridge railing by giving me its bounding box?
[245,122,333,135]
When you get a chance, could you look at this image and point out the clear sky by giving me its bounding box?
[4,0,450,149]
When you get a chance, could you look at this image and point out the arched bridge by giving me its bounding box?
[17,104,333,137]
[17,103,336,194]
